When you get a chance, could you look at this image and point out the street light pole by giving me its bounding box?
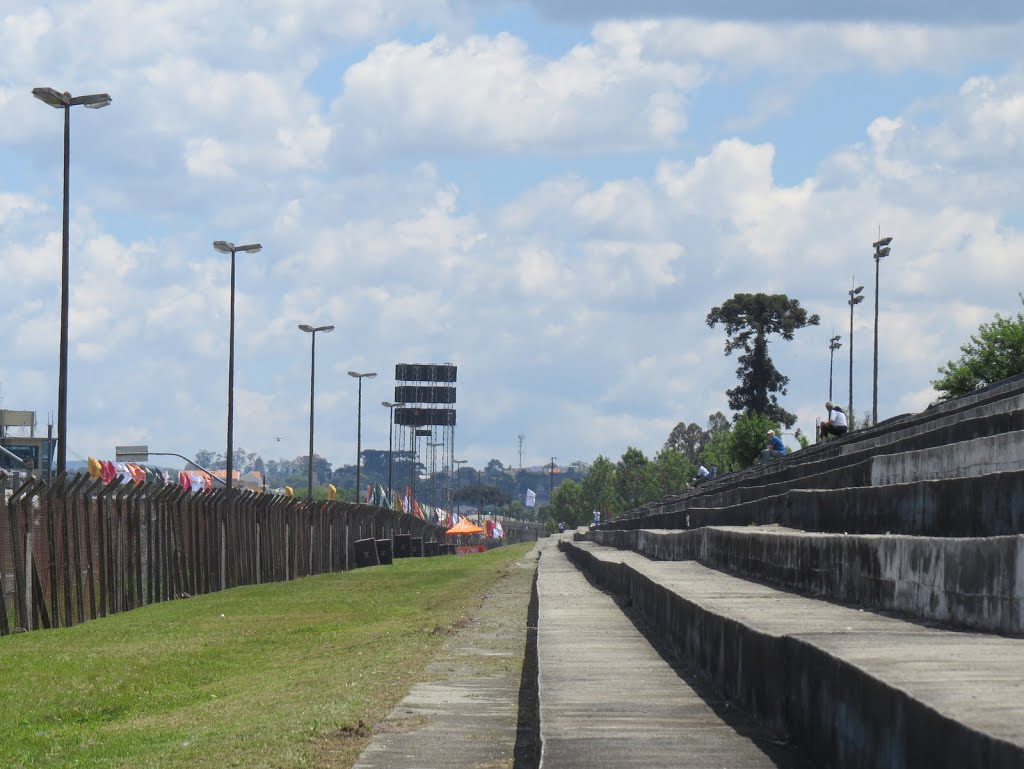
[382,401,405,505]
[550,456,557,502]
[428,441,442,506]
[348,371,377,503]
[213,241,262,494]
[872,236,893,426]
[454,458,467,513]
[828,333,842,402]
[32,87,111,477]
[848,282,865,423]
[300,324,334,500]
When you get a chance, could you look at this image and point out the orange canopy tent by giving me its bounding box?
[445,518,484,535]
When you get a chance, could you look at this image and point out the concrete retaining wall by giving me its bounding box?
[592,527,1024,634]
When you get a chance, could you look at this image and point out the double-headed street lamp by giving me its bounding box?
[872,236,893,426]
[828,333,842,402]
[381,401,405,504]
[214,241,262,493]
[32,87,112,477]
[348,371,377,503]
[299,324,334,500]
[848,283,865,421]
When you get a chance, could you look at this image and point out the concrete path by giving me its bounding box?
[537,537,811,768]
[353,544,539,769]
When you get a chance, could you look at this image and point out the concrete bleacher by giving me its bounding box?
[536,375,1024,768]
[558,539,1024,769]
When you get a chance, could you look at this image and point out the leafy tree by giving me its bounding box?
[932,299,1024,399]
[651,447,695,497]
[193,449,219,470]
[664,421,705,463]
[664,411,730,465]
[706,411,730,435]
[706,293,820,428]
[616,447,657,511]
[550,479,588,527]
[696,413,779,471]
[581,455,620,520]
[729,413,783,468]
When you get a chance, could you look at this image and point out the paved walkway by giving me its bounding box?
[352,544,540,769]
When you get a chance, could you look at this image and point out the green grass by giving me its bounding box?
[0,543,535,769]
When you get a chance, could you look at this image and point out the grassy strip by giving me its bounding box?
[0,543,535,769]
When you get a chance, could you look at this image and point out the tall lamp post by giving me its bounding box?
[213,240,263,493]
[382,401,405,504]
[848,283,865,422]
[427,441,443,506]
[828,333,842,402]
[348,371,377,503]
[872,236,893,426]
[549,456,557,502]
[299,324,334,500]
[454,458,467,512]
[32,86,112,477]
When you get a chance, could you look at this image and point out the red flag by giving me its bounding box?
[412,499,425,519]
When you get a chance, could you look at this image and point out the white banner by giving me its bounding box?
[525,488,536,507]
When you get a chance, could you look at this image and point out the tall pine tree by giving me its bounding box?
[706,293,819,428]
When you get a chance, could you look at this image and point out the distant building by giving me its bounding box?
[0,409,54,478]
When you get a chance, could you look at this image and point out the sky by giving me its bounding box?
[1,0,1023,474]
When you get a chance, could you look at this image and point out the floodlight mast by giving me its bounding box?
[872,236,893,426]
[32,86,112,477]
[848,283,865,420]
[213,240,263,495]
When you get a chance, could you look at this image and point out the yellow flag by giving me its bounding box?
[284,486,294,497]
[327,483,337,501]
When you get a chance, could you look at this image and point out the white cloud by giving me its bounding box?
[330,31,703,157]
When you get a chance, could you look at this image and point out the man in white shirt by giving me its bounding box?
[821,401,849,439]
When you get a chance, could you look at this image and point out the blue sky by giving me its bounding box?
[1,0,1023,476]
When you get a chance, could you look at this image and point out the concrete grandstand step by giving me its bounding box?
[562,539,1024,769]
[624,408,1024,523]
[536,539,811,769]
[591,526,1024,634]
[616,382,1024,526]
[607,470,1024,537]
[871,430,1024,484]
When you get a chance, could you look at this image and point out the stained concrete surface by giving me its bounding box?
[353,544,539,769]
[538,538,811,769]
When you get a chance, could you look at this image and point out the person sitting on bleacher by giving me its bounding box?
[761,430,786,464]
[820,401,849,440]
[692,464,711,485]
